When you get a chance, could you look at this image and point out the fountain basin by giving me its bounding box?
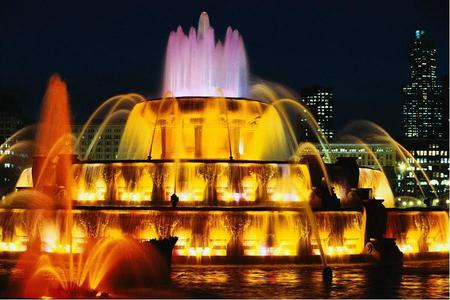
[0,207,365,261]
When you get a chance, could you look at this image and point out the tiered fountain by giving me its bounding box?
[0,12,448,297]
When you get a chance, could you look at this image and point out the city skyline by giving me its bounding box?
[0,0,448,137]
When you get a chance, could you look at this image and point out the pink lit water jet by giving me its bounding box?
[163,12,248,97]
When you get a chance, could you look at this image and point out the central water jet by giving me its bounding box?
[163,12,249,97]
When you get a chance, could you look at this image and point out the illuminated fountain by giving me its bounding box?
[0,76,168,297]
[16,235,166,298]
[0,13,447,297]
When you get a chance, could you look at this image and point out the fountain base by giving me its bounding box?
[141,237,178,281]
[48,284,108,299]
[322,267,333,281]
[364,238,403,267]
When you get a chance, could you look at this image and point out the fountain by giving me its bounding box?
[0,12,447,298]
[0,75,169,297]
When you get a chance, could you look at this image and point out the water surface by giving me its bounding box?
[171,261,449,299]
[0,259,447,298]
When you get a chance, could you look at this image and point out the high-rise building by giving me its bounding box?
[396,138,449,207]
[401,30,443,138]
[299,86,335,141]
[399,31,449,206]
[0,93,25,143]
[73,124,124,160]
[0,93,29,196]
[318,143,397,168]
[442,74,449,137]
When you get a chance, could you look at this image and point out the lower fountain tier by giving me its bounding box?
[0,208,447,261]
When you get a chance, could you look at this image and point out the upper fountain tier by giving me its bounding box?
[163,12,249,98]
[117,97,293,161]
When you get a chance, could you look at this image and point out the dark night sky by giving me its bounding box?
[0,0,448,136]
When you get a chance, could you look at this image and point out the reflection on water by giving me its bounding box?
[0,260,448,298]
[173,261,448,299]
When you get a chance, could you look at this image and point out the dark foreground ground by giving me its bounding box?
[0,259,448,298]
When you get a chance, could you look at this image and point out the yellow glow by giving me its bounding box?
[75,169,107,201]
[40,223,85,254]
[105,228,123,239]
[386,211,449,254]
[118,98,292,161]
[246,245,294,256]
[429,243,449,252]
[16,167,33,188]
[326,246,350,256]
[272,192,299,202]
[72,159,314,204]
[120,192,143,201]
[0,241,27,252]
[172,214,230,257]
[397,244,414,254]
[359,168,394,207]
[139,227,157,240]
[178,191,202,202]
[222,192,234,202]
[238,137,244,155]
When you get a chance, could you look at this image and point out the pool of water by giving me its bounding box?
[170,261,449,299]
[0,259,448,298]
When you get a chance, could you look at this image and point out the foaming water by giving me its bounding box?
[72,161,312,203]
[14,236,165,298]
[163,12,248,97]
[386,210,449,254]
[117,98,292,160]
[337,120,440,200]
[0,209,366,261]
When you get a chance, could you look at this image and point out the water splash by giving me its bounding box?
[16,236,165,298]
[358,168,394,207]
[117,97,291,160]
[33,74,74,197]
[163,12,248,97]
[337,120,439,201]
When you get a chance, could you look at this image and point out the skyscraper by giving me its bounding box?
[299,86,335,141]
[401,30,443,138]
[0,92,29,196]
[398,31,449,207]
[442,74,449,137]
[73,123,124,160]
